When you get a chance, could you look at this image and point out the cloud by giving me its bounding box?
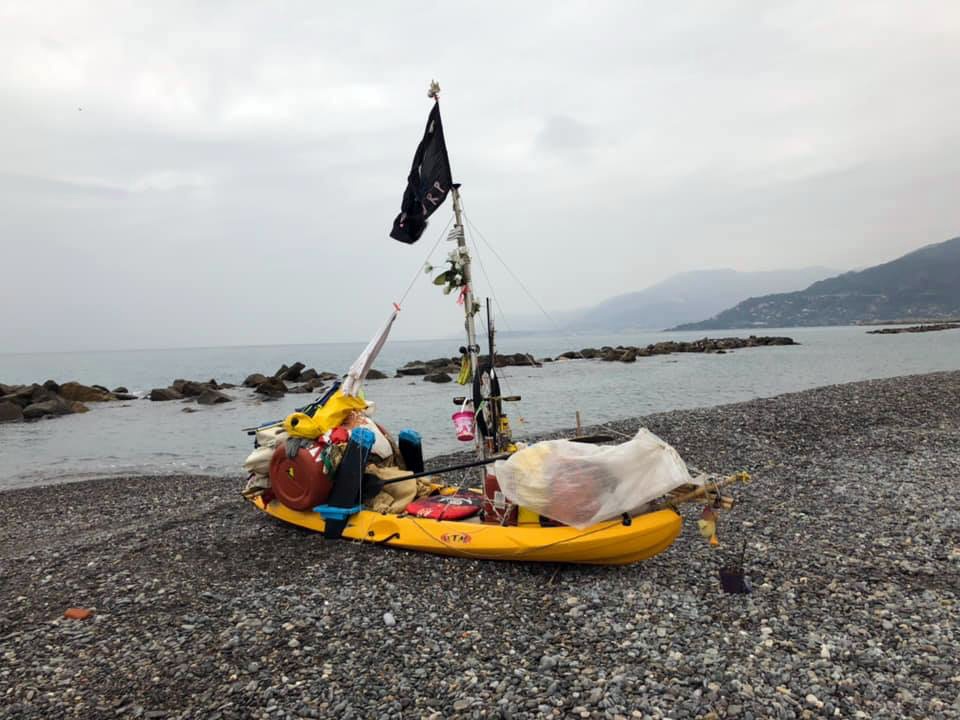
[1,0,959,352]
[536,115,596,153]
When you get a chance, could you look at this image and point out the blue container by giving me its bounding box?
[314,504,364,520]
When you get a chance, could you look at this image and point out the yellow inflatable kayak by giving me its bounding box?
[248,493,682,565]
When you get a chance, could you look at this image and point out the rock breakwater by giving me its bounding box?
[554,335,797,363]
[867,322,960,334]
[0,336,795,423]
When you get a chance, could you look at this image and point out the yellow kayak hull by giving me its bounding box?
[249,495,682,565]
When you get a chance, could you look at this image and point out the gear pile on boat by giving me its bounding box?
[239,83,747,564]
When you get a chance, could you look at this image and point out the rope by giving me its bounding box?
[468,211,699,443]
[463,212,597,437]
[464,213,565,334]
[463,221,522,405]
[395,215,453,307]
[465,223,513,334]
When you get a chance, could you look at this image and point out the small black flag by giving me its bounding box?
[390,102,453,244]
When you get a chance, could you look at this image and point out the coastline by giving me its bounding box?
[1,371,958,718]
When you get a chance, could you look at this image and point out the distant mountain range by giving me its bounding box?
[672,236,960,331]
[507,267,839,333]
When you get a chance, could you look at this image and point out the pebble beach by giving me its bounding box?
[1,371,958,719]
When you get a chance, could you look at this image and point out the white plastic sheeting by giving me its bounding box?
[493,428,694,528]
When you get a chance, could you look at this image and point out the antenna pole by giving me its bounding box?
[486,297,501,453]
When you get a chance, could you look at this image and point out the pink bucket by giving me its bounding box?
[452,410,476,442]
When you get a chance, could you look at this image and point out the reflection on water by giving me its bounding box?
[1,326,958,488]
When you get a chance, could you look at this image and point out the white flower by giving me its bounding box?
[423,262,434,274]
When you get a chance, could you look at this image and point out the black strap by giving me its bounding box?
[375,532,400,545]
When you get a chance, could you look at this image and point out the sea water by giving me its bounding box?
[1,326,958,489]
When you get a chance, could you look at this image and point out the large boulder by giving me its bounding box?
[197,388,232,405]
[280,362,306,382]
[150,388,184,401]
[499,352,540,367]
[0,401,23,423]
[424,372,452,383]
[0,387,26,407]
[243,373,268,388]
[42,379,61,393]
[425,357,455,370]
[22,396,74,419]
[397,362,429,376]
[298,368,318,382]
[171,380,207,398]
[620,349,638,363]
[300,378,326,391]
[255,378,287,399]
[59,381,115,402]
[366,369,388,380]
[1,384,49,408]
[112,386,129,394]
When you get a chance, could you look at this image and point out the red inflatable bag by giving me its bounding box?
[406,490,483,521]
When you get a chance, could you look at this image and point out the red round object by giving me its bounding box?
[269,443,332,511]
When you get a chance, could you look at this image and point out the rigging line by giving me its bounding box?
[465,224,514,334]
[396,216,453,307]
[464,215,597,437]
[463,213,564,334]
[465,230,519,400]
[465,213,592,365]
[464,215,586,434]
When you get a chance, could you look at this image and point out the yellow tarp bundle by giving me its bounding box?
[283,390,368,439]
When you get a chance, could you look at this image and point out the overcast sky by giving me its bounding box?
[2,1,958,352]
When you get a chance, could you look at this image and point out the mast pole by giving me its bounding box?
[451,187,479,386]
[450,185,486,463]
